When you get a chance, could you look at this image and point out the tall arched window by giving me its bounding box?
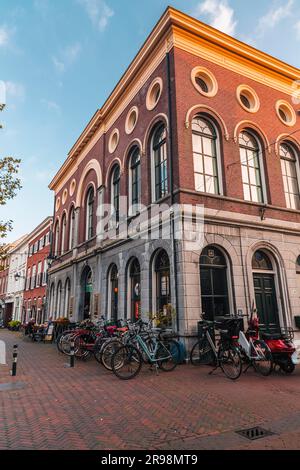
[192,116,220,194]
[280,143,300,210]
[55,281,62,319]
[85,187,94,240]
[69,206,75,250]
[152,124,168,201]
[61,214,67,255]
[128,258,141,322]
[200,246,230,321]
[154,250,171,316]
[109,264,118,322]
[111,166,120,223]
[49,283,55,318]
[54,221,60,256]
[129,146,141,213]
[239,131,264,203]
[64,278,71,318]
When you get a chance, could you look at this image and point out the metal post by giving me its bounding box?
[70,340,75,368]
[11,344,18,376]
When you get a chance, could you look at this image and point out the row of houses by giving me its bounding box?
[1,8,300,344]
[0,217,52,326]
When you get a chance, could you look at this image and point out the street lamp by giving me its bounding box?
[46,254,56,268]
[14,272,25,282]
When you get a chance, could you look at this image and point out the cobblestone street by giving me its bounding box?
[1,330,300,450]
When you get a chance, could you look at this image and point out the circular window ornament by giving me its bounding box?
[62,188,68,205]
[236,85,260,113]
[276,100,296,127]
[146,77,163,111]
[191,67,218,98]
[55,197,61,212]
[108,128,120,154]
[69,178,76,197]
[125,106,138,135]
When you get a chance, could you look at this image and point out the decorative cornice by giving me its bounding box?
[48,6,300,193]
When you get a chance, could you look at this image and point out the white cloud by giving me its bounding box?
[4,81,25,100]
[52,42,81,73]
[41,98,61,113]
[78,0,114,32]
[257,0,294,36]
[0,25,12,47]
[193,0,237,36]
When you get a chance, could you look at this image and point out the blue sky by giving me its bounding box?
[1,0,300,242]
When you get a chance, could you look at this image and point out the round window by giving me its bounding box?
[69,178,76,197]
[55,197,61,212]
[108,129,119,154]
[191,67,218,97]
[125,106,138,134]
[276,100,296,127]
[236,85,260,113]
[146,78,163,111]
[62,188,68,205]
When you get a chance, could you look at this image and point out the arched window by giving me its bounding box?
[252,250,273,270]
[49,283,55,318]
[85,187,94,240]
[69,206,75,250]
[192,116,220,194]
[54,221,60,256]
[128,258,141,322]
[64,278,71,318]
[239,131,264,203]
[61,214,67,255]
[129,146,141,214]
[280,143,300,210]
[55,281,62,319]
[154,250,171,317]
[108,264,118,322]
[111,166,120,223]
[200,246,230,321]
[151,124,168,201]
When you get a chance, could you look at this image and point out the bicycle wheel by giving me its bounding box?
[60,333,75,355]
[190,338,215,366]
[160,338,181,364]
[252,340,272,376]
[101,339,123,370]
[218,345,242,380]
[74,334,93,359]
[111,345,142,380]
[93,337,107,363]
[156,340,178,371]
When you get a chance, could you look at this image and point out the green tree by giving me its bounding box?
[0,156,21,239]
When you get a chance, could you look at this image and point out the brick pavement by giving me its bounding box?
[0,329,300,450]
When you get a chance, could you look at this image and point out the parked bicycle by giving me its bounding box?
[190,318,243,380]
[111,319,180,379]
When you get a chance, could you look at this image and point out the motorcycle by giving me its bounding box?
[261,328,298,374]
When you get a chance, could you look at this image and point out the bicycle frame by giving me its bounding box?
[134,334,171,364]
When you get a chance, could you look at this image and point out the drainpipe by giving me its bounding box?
[166,51,179,333]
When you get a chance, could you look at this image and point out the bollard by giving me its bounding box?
[70,340,75,368]
[11,344,18,376]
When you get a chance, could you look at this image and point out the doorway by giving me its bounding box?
[252,250,280,333]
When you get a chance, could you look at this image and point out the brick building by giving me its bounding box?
[48,7,300,342]
[23,217,52,324]
[0,244,12,325]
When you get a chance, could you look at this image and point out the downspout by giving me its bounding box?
[166,50,179,333]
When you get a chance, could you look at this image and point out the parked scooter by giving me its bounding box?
[261,328,298,374]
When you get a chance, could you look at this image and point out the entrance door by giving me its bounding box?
[253,273,279,333]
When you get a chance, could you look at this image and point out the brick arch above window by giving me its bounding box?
[75,159,102,207]
[185,104,229,141]
[233,120,271,154]
[142,113,169,153]
[275,133,300,156]
[104,157,123,188]
[124,138,144,166]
